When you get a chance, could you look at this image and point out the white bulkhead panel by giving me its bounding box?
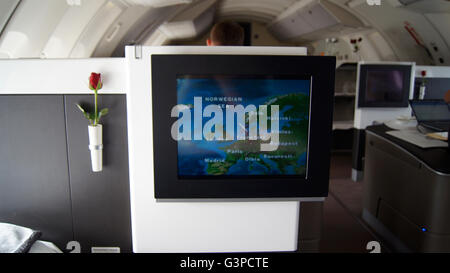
[70,2,124,58]
[0,0,68,58]
[42,0,107,58]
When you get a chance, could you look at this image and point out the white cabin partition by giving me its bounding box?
[0,58,126,94]
[353,61,416,130]
[0,57,130,251]
[125,46,323,253]
[0,46,325,253]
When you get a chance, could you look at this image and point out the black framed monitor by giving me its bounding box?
[357,63,414,108]
[151,54,335,199]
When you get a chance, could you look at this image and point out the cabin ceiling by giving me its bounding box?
[0,0,448,65]
[217,0,297,23]
[0,1,20,36]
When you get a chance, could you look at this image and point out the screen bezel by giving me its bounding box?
[175,74,312,179]
[357,64,412,108]
[152,54,335,199]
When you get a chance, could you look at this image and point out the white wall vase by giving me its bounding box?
[88,124,103,172]
[419,84,426,100]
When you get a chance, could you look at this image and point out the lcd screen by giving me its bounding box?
[357,64,412,108]
[174,75,312,177]
[364,70,405,103]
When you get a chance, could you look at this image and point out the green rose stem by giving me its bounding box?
[94,87,98,126]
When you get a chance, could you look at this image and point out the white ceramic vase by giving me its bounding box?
[88,124,103,172]
[419,85,426,100]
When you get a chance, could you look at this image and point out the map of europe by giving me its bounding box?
[176,76,311,177]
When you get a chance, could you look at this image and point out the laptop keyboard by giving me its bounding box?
[425,121,450,131]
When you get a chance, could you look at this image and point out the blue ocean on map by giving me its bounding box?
[176,76,311,177]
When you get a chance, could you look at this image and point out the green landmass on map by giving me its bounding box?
[206,93,309,176]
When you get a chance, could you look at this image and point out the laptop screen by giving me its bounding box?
[410,100,450,121]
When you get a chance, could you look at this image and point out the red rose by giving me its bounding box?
[89,73,102,90]
[350,39,356,44]
[421,70,427,77]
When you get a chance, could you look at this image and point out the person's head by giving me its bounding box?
[207,21,244,46]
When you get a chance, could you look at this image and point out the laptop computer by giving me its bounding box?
[409,100,450,132]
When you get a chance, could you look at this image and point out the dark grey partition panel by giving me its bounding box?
[64,95,132,253]
[0,95,74,249]
[414,78,450,99]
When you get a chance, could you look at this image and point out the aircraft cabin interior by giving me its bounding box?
[0,0,450,258]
